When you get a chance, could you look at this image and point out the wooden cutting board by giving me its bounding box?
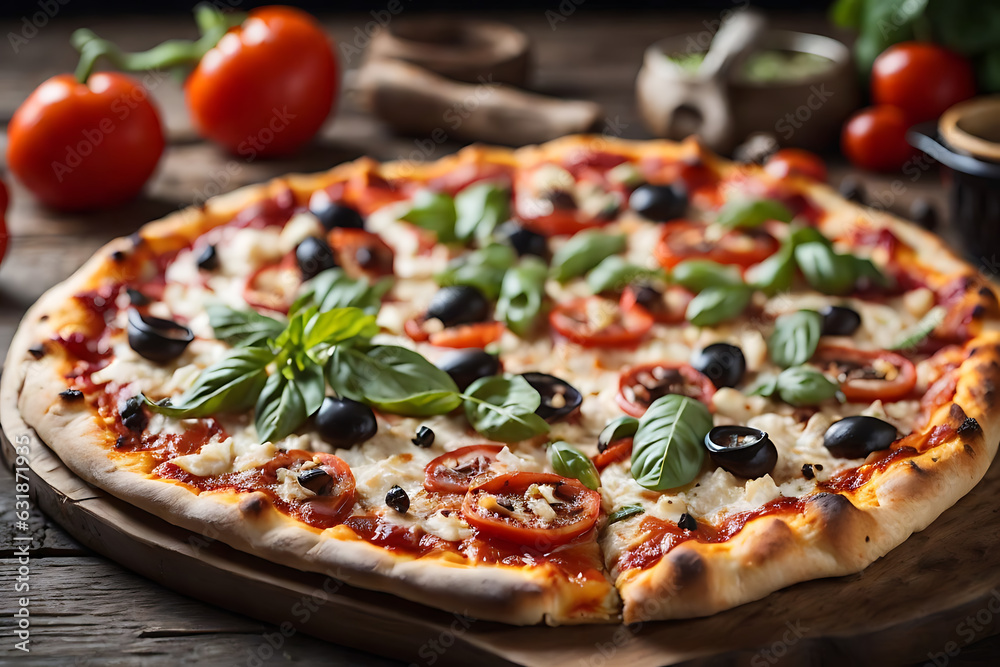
[2,382,999,667]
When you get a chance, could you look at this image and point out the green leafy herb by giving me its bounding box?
[548,441,601,490]
[794,242,860,295]
[631,394,712,491]
[462,375,550,442]
[598,415,639,449]
[302,308,379,353]
[749,373,779,398]
[254,362,325,444]
[889,306,946,350]
[399,190,458,243]
[586,256,665,294]
[436,243,515,300]
[685,285,752,326]
[496,256,548,337]
[454,183,509,242]
[717,197,793,228]
[606,504,645,526]
[671,259,743,292]
[551,231,627,283]
[291,268,392,316]
[207,305,284,348]
[769,310,823,368]
[774,366,840,406]
[144,347,272,418]
[746,242,795,295]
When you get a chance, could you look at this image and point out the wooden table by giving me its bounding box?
[0,10,996,666]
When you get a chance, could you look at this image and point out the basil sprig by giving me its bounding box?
[255,361,326,443]
[551,230,627,282]
[631,394,712,491]
[144,346,272,417]
[717,197,793,228]
[686,285,752,326]
[598,414,639,448]
[398,191,459,243]
[671,259,743,292]
[399,183,509,244]
[606,504,644,526]
[752,366,840,406]
[291,268,392,315]
[769,310,822,368]
[435,243,515,300]
[548,441,600,490]
[462,375,551,442]
[207,305,284,348]
[586,255,665,294]
[496,256,548,336]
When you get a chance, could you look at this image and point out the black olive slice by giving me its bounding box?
[196,244,219,271]
[126,288,151,306]
[309,193,365,230]
[521,372,582,422]
[126,309,194,363]
[819,305,862,337]
[436,349,500,391]
[496,221,547,258]
[412,425,435,448]
[119,396,149,433]
[298,468,334,494]
[704,425,778,479]
[691,343,746,389]
[677,513,698,531]
[823,415,897,459]
[314,397,377,448]
[59,389,84,401]
[296,236,338,280]
[426,285,490,328]
[628,183,688,221]
[386,485,410,513]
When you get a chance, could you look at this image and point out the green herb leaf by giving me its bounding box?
[435,243,515,300]
[769,310,823,368]
[746,243,795,295]
[255,366,315,443]
[671,259,744,292]
[144,347,273,418]
[291,268,392,316]
[606,504,645,526]
[548,441,601,490]
[496,256,548,337]
[717,197,793,228]
[598,415,639,449]
[788,225,832,248]
[631,394,711,491]
[208,305,285,348]
[551,231,627,283]
[399,190,458,243]
[327,344,462,416]
[889,306,946,350]
[586,256,665,294]
[794,242,858,295]
[462,375,550,442]
[749,374,779,398]
[302,307,379,351]
[775,366,840,406]
[454,183,509,242]
[685,285,752,326]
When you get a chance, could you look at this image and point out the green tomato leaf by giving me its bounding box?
[717,197,793,228]
[462,375,550,443]
[143,347,273,418]
[685,285,752,326]
[399,190,458,243]
[888,306,946,351]
[291,268,392,316]
[586,255,665,294]
[548,441,601,490]
[254,369,311,444]
[454,183,510,242]
[496,256,549,337]
[598,415,639,449]
[606,504,645,526]
[551,231,627,283]
[435,243,515,300]
[631,394,712,491]
[775,366,840,406]
[671,259,744,292]
[769,310,823,368]
[327,344,462,416]
[208,305,285,348]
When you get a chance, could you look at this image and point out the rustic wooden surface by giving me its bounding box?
[0,9,993,667]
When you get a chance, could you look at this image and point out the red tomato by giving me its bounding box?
[813,345,917,402]
[262,450,356,524]
[405,319,505,348]
[185,6,337,157]
[0,179,8,267]
[423,445,505,494]
[549,297,653,348]
[872,42,977,124]
[461,472,601,547]
[654,221,779,269]
[764,149,828,182]
[616,363,716,417]
[327,228,394,279]
[620,284,693,325]
[6,73,164,211]
[841,106,917,173]
[593,438,632,472]
[243,253,299,313]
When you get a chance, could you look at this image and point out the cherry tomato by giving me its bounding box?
[461,472,601,547]
[0,179,8,267]
[654,221,779,270]
[813,345,917,402]
[549,297,653,348]
[593,437,632,472]
[841,106,917,173]
[262,450,356,525]
[872,42,977,124]
[764,149,828,182]
[404,318,505,349]
[327,228,394,279]
[514,163,615,236]
[6,73,165,211]
[423,445,505,494]
[616,363,716,417]
[185,6,337,157]
[620,284,693,325]
[243,252,299,313]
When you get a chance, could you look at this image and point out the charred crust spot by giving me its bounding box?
[239,493,269,517]
[979,286,995,298]
[39,314,49,322]
[948,403,968,426]
[59,389,84,401]
[957,416,982,439]
[110,250,127,263]
[801,464,815,480]
[865,535,870,542]
[665,549,704,592]
[971,304,986,320]
[908,460,924,474]
[964,443,976,458]
[28,344,46,359]
[810,492,855,527]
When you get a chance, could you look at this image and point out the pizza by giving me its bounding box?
[4,135,999,626]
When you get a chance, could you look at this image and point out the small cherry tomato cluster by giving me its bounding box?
[6,6,338,212]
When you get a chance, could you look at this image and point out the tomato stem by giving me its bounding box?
[71,4,245,84]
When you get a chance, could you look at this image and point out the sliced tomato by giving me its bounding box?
[243,253,300,313]
[813,345,917,402]
[461,472,600,547]
[262,450,356,525]
[345,169,406,215]
[654,221,779,269]
[424,445,505,494]
[616,363,716,417]
[405,319,505,348]
[513,163,611,237]
[550,297,653,348]
[620,284,693,324]
[593,437,633,472]
[327,228,394,280]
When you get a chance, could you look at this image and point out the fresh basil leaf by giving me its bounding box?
[208,305,285,348]
[794,242,857,295]
[889,306,946,350]
[717,197,793,228]
[302,307,379,351]
[327,345,462,416]
[788,226,832,248]
[551,231,627,283]
[462,375,550,442]
[598,415,639,449]
[496,256,548,337]
[254,368,311,443]
[274,309,308,351]
[671,259,744,292]
[749,374,779,398]
[586,256,665,294]
[399,190,458,243]
[746,243,795,295]
[631,394,711,491]
[606,504,644,526]
[686,285,752,326]
[851,255,890,289]
[288,356,327,418]
[435,243,515,300]
[144,347,273,418]
[769,310,823,368]
[548,441,601,490]
[775,366,839,406]
[292,268,392,316]
[454,183,509,242]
